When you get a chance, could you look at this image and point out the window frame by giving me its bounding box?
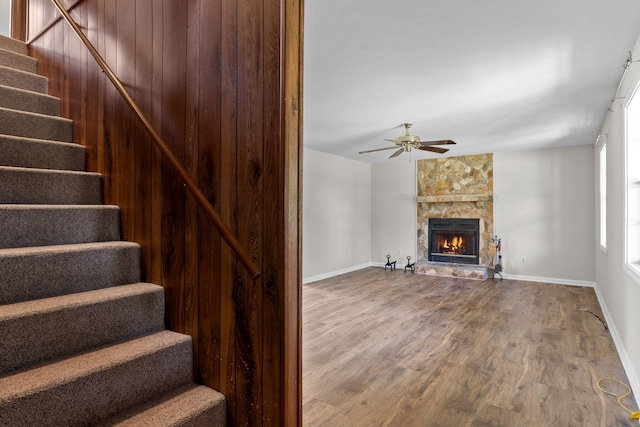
[599,139,607,252]
[624,73,640,285]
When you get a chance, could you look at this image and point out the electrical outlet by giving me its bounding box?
[521,257,525,263]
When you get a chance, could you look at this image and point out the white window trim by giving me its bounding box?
[599,140,607,253]
[624,72,640,286]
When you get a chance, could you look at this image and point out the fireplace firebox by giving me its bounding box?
[428,218,479,265]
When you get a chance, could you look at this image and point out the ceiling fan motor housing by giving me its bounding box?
[397,135,421,144]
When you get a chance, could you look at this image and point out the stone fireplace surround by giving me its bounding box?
[415,154,494,279]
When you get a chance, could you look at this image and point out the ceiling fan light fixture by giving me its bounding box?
[358,123,456,158]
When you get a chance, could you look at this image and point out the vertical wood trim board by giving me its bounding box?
[11,0,27,41]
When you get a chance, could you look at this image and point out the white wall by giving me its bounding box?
[493,146,595,284]
[302,149,371,282]
[303,147,596,285]
[0,0,10,37]
[371,161,417,266]
[594,33,640,398]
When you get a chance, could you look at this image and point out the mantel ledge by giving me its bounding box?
[417,194,490,203]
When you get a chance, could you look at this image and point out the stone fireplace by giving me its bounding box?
[416,154,493,278]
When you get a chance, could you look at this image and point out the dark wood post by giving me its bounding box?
[10,0,26,41]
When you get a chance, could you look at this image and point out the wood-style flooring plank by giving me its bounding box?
[303,267,637,426]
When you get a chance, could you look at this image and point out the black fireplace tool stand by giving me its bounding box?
[488,235,503,280]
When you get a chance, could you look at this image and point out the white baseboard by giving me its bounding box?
[305,268,597,287]
[592,284,640,409]
[501,273,596,288]
[302,263,373,284]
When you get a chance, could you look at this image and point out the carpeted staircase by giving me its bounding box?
[0,35,226,426]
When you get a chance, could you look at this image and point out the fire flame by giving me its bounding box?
[443,236,463,252]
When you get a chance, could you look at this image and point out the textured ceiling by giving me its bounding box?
[303,0,640,163]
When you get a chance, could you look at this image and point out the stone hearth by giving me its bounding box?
[415,261,488,280]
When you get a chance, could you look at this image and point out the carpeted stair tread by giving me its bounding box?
[0,48,38,74]
[0,34,226,426]
[0,204,120,249]
[0,241,141,304]
[0,85,60,116]
[0,331,194,427]
[0,35,28,55]
[0,166,102,204]
[0,106,72,141]
[0,64,48,93]
[101,384,227,427]
[0,283,165,375]
[0,134,85,170]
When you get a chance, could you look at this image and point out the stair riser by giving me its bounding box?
[0,36,28,55]
[0,65,48,93]
[0,135,85,171]
[0,284,165,374]
[0,167,102,205]
[0,49,38,74]
[0,108,72,142]
[0,243,141,305]
[104,385,227,426]
[0,339,194,427]
[0,85,60,116]
[0,206,120,249]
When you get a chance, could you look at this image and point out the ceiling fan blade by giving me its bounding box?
[419,139,456,146]
[384,138,399,143]
[418,146,450,154]
[389,148,405,158]
[358,146,398,154]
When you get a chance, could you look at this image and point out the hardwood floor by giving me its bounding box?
[302,267,637,426]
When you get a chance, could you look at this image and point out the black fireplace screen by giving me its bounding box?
[428,218,479,264]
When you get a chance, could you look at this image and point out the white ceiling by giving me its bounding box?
[303,0,640,163]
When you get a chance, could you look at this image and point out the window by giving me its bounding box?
[0,0,10,37]
[600,141,607,251]
[625,78,640,282]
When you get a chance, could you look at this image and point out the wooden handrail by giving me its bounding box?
[49,0,261,280]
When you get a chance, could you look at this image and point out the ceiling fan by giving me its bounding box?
[358,123,456,158]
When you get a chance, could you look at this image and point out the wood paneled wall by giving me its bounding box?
[23,0,302,425]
